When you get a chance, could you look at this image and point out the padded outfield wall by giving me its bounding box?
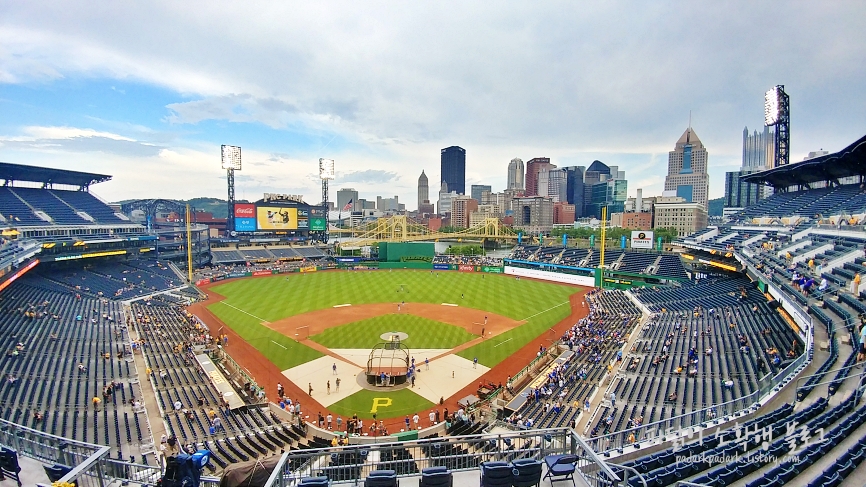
[378,242,434,262]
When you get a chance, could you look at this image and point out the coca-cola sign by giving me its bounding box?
[234,204,255,217]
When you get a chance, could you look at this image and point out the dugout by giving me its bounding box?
[378,242,434,263]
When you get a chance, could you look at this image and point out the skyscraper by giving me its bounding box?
[563,166,586,217]
[724,126,773,213]
[440,146,466,195]
[507,158,525,192]
[417,170,429,210]
[470,184,491,202]
[336,188,358,211]
[664,128,709,209]
[525,157,555,197]
[583,160,611,217]
[742,126,774,170]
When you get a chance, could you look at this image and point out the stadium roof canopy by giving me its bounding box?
[0,162,112,188]
[741,133,866,188]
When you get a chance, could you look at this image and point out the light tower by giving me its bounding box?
[764,85,790,166]
[318,159,335,244]
[221,145,242,234]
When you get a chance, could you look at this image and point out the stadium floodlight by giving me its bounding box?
[319,158,335,180]
[764,87,780,126]
[221,145,242,170]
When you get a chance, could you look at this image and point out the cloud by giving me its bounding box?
[0,126,164,157]
[338,169,400,184]
[1,3,865,204]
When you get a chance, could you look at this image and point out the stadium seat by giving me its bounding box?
[510,458,542,487]
[420,466,453,487]
[43,464,73,483]
[300,476,330,486]
[481,461,513,487]
[364,469,398,487]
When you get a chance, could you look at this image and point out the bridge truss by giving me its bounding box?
[331,216,521,247]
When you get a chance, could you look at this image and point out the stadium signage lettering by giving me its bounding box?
[234,204,255,217]
[433,264,450,270]
[458,265,475,272]
[252,270,272,277]
[400,256,432,263]
[263,193,305,203]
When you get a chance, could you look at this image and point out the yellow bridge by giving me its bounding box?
[331,216,521,247]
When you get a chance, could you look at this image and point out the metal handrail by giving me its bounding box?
[59,446,111,486]
[606,462,648,487]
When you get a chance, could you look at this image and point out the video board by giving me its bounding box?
[257,207,298,230]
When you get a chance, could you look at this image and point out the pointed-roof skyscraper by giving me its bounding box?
[417,170,429,210]
[664,127,709,208]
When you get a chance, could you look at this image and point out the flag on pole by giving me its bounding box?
[342,199,354,211]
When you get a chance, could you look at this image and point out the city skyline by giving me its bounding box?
[0,3,864,208]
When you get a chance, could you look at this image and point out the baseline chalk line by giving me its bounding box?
[522,302,569,321]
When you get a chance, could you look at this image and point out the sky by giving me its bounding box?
[1,1,864,209]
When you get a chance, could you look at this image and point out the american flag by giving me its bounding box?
[342,199,353,211]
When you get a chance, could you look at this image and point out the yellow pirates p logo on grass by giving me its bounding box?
[371,398,393,413]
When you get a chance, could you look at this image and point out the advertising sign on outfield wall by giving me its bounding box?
[433,264,450,270]
[630,231,654,249]
[504,266,595,286]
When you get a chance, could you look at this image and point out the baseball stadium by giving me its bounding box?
[1,133,866,486]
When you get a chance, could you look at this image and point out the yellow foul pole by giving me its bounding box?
[599,206,607,288]
[186,204,193,283]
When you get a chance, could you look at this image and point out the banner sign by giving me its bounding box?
[195,279,211,286]
[482,266,503,273]
[630,231,654,249]
[433,264,450,270]
[458,265,475,272]
[252,270,272,277]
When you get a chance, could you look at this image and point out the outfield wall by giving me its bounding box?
[379,242,434,262]
[503,265,595,286]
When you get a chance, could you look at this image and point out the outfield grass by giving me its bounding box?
[309,314,476,349]
[326,388,434,420]
[208,270,578,368]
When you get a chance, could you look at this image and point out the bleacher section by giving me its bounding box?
[505,290,642,432]
[132,302,299,473]
[589,280,802,444]
[211,245,330,264]
[0,187,125,226]
[732,183,866,221]
[23,260,182,301]
[0,281,143,462]
[507,245,689,280]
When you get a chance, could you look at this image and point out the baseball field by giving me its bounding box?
[202,269,581,420]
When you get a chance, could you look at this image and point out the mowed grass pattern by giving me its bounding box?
[208,270,578,368]
[309,314,476,349]
[327,388,434,420]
